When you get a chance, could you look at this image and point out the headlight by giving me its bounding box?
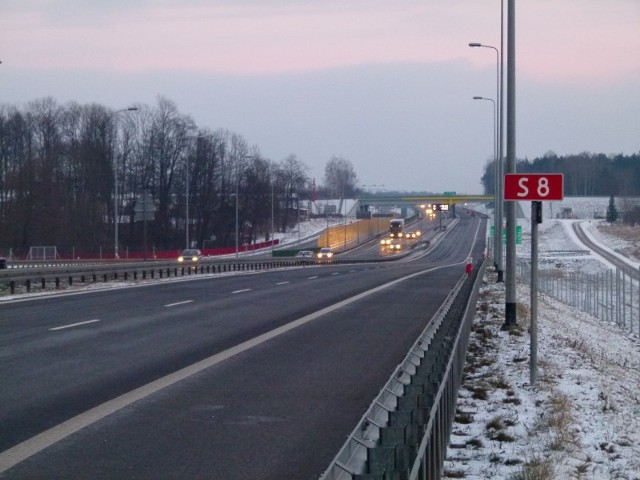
[191,256,198,262]
[327,252,333,258]
[317,253,322,258]
[416,231,421,236]
[178,257,184,262]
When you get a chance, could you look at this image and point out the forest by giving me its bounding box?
[481,151,640,197]
[0,97,358,258]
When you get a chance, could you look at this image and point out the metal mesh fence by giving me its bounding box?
[517,259,640,336]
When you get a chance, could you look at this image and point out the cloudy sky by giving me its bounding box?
[2,0,639,194]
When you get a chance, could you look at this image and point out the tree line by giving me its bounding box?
[0,96,359,257]
[481,151,640,197]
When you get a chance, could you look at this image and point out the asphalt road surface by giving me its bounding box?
[0,216,486,479]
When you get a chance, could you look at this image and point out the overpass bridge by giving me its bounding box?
[350,194,494,216]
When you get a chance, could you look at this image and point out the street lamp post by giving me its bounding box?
[469,40,504,282]
[113,107,138,259]
[235,155,252,258]
[235,179,239,258]
[473,96,498,265]
[271,181,275,254]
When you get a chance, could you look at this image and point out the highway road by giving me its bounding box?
[0,215,486,479]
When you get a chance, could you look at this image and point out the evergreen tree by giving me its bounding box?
[606,195,618,224]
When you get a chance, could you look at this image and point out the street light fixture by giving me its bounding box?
[469,40,504,282]
[473,96,498,260]
[113,107,138,259]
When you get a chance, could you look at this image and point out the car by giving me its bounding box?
[380,238,392,246]
[316,247,333,262]
[388,240,402,251]
[0,256,6,269]
[178,249,202,263]
[295,250,314,259]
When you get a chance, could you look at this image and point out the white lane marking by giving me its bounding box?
[0,264,453,474]
[307,276,318,280]
[164,300,194,307]
[49,319,101,331]
[331,272,340,276]
[232,288,252,294]
[276,281,290,285]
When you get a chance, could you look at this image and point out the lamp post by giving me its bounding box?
[186,146,190,250]
[472,96,498,266]
[271,180,275,254]
[235,178,239,258]
[113,107,138,259]
[469,40,504,282]
[235,155,252,258]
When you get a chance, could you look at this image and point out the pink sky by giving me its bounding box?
[1,1,638,193]
[4,1,639,84]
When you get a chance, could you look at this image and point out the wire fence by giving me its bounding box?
[516,259,640,336]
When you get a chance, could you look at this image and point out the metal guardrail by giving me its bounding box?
[539,250,590,257]
[0,254,427,296]
[321,260,486,479]
[0,258,328,295]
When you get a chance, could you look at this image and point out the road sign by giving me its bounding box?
[443,191,456,197]
[491,225,522,244]
[504,174,563,201]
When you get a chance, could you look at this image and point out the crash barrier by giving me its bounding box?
[0,256,407,296]
[0,259,320,296]
[517,258,640,337]
[321,259,486,480]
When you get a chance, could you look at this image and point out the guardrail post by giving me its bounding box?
[41,278,46,290]
[55,277,60,289]
[10,281,15,294]
[26,279,31,292]
[68,276,73,286]
[103,273,108,282]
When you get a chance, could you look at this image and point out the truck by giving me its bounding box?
[389,218,405,238]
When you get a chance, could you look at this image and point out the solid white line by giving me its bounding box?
[276,281,290,285]
[232,288,252,294]
[0,263,454,474]
[164,300,194,307]
[49,319,101,331]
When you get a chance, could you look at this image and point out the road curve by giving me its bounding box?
[572,221,639,278]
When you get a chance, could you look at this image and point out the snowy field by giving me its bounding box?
[445,199,640,479]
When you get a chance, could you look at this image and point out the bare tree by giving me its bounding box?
[278,154,309,232]
[324,156,358,198]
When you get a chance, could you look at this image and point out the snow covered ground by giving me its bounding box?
[444,199,640,480]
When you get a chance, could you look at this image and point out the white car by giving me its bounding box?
[316,247,333,262]
[178,249,202,263]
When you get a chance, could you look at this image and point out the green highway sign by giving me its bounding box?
[491,225,522,245]
[444,191,456,197]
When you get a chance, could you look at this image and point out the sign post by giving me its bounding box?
[504,173,563,385]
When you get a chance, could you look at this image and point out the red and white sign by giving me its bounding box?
[504,174,564,201]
